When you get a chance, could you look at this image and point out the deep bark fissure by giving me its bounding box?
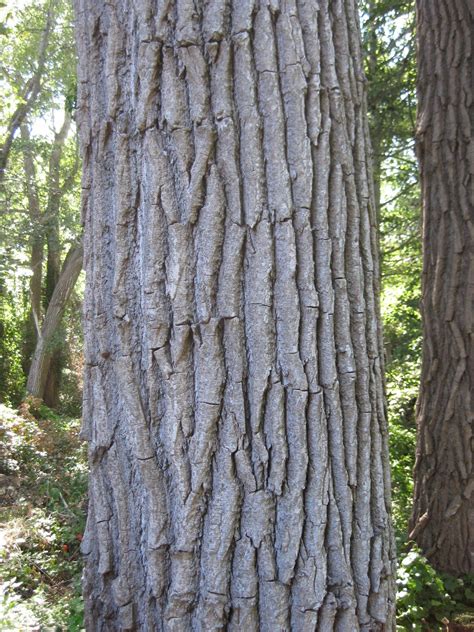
[74,0,396,629]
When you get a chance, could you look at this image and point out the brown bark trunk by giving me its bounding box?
[43,352,62,408]
[74,1,396,629]
[410,0,474,575]
[26,242,83,401]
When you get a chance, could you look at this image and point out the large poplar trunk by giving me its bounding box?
[74,1,396,629]
[409,0,473,575]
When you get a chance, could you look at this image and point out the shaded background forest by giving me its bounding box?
[0,0,472,629]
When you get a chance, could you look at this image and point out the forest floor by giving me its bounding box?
[0,399,473,631]
[0,400,86,630]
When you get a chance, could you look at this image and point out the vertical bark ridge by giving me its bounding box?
[75,0,396,629]
[410,0,473,575]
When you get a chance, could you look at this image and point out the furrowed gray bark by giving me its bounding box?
[74,1,396,629]
[410,0,474,576]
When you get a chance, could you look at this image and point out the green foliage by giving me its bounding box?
[0,284,25,405]
[0,402,87,630]
[396,547,474,630]
[0,0,76,118]
[389,421,416,547]
[361,0,416,166]
[382,205,421,549]
[397,548,454,629]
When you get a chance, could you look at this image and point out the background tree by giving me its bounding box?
[74,0,396,628]
[409,0,473,576]
[26,237,83,404]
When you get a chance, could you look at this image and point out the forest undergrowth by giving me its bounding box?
[0,398,86,630]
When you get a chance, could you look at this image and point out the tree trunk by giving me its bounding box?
[74,1,396,629]
[26,241,83,401]
[409,0,473,575]
[43,111,72,407]
[20,123,44,374]
[45,111,72,304]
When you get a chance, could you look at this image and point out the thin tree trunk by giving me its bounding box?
[26,241,83,401]
[409,0,474,575]
[43,111,72,407]
[20,123,44,373]
[75,1,396,629]
[45,111,72,303]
